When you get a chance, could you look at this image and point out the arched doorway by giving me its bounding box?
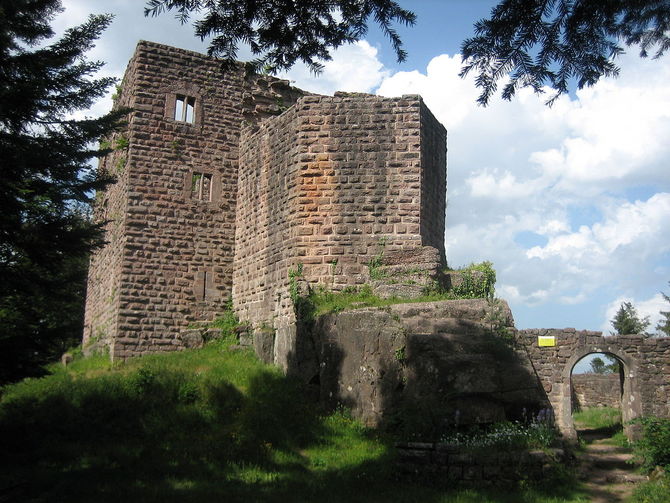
[559,347,642,441]
[570,352,624,440]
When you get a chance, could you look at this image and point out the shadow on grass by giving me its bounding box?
[1,363,587,503]
[576,423,624,444]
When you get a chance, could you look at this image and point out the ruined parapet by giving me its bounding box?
[370,246,446,299]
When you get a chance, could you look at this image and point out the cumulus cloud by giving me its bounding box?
[377,54,480,128]
[375,51,670,329]
[527,194,670,267]
[281,41,389,95]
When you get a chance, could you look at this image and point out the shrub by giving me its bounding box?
[451,261,496,299]
[630,416,670,472]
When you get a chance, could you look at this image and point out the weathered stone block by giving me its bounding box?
[253,328,275,365]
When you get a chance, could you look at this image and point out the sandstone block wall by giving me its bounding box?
[420,103,447,262]
[233,93,447,333]
[83,54,138,353]
[516,329,670,439]
[288,299,545,433]
[233,106,302,328]
[571,373,622,410]
[84,41,304,359]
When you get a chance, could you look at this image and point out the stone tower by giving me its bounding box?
[83,41,447,364]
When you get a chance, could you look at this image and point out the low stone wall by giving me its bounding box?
[572,373,621,410]
[396,442,564,485]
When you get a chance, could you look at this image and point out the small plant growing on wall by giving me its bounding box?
[484,298,514,344]
[114,135,129,150]
[368,236,387,280]
[394,345,406,365]
[115,155,127,174]
[111,84,122,101]
[451,261,496,299]
[288,263,304,306]
[171,139,184,160]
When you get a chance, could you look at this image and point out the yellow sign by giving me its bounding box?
[538,336,556,347]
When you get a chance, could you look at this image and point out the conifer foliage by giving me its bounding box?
[144,0,416,73]
[0,0,123,383]
[461,0,670,105]
[657,282,670,336]
[146,1,670,107]
[610,301,650,336]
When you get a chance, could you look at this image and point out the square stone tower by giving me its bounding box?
[83,41,304,358]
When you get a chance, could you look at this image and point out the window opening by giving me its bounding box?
[174,95,196,123]
[191,172,212,201]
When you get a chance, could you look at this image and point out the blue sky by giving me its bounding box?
[56,1,670,336]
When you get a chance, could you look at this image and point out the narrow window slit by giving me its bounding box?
[191,172,212,201]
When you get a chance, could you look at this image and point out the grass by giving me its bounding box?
[301,284,480,320]
[629,470,670,503]
[0,331,589,502]
[573,407,622,430]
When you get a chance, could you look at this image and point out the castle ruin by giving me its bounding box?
[84,41,670,440]
[83,40,447,365]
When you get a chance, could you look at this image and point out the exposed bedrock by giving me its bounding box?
[285,299,549,438]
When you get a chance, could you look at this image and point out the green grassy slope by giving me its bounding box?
[0,331,588,502]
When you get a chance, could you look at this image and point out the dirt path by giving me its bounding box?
[576,428,646,503]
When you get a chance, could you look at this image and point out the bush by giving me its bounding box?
[451,261,496,299]
[630,416,670,472]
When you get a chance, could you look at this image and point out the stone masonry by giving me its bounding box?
[83,41,447,361]
[571,373,622,410]
[516,329,670,439]
[84,42,670,439]
[233,93,447,357]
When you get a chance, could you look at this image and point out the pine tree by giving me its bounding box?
[657,282,670,336]
[590,357,607,374]
[610,301,650,336]
[145,0,415,73]
[146,1,670,105]
[461,0,670,105]
[0,1,124,383]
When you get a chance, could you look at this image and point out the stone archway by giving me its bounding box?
[514,329,667,443]
[559,347,642,441]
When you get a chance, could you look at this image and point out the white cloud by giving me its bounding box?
[281,41,389,95]
[527,194,670,261]
[377,54,479,129]
[538,219,570,236]
[375,50,670,329]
